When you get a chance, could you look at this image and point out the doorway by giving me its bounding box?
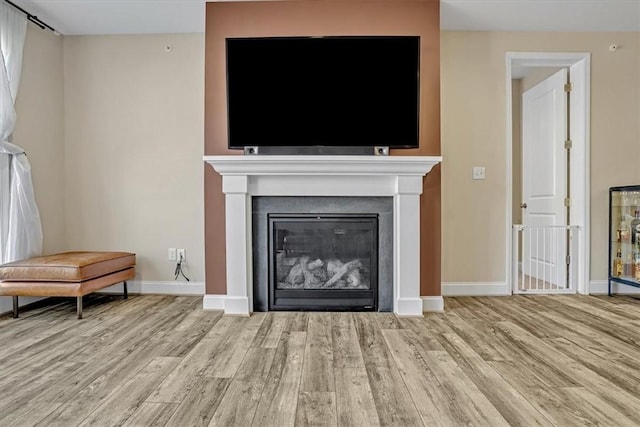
[506,52,591,295]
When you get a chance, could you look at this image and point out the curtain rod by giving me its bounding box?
[3,0,58,34]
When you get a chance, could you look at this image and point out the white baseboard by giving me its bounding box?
[202,295,250,315]
[99,280,204,296]
[421,296,444,312]
[442,282,509,296]
[223,296,251,316]
[589,280,640,295]
[202,293,445,314]
[0,295,46,315]
[203,294,225,310]
[396,297,424,316]
[1,281,204,316]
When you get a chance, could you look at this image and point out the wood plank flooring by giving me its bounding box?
[2,294,640,426]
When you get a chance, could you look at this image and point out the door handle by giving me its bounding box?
[520,202,527,209]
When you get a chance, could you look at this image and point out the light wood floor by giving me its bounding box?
[2,294,640,426]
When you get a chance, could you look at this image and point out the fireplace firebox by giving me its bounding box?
[268,214,378,311]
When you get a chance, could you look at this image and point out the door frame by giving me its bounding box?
[505,52,591,295]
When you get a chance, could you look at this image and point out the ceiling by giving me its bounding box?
[7,0,640,36]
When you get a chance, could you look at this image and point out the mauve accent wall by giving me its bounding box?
[204,0,441,297]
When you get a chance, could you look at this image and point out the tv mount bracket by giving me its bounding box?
[374,146,389,156]
[242,146,389,156]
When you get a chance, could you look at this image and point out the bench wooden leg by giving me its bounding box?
[123,281,128,300]
[77,296,83,319]
[13,296,19,318]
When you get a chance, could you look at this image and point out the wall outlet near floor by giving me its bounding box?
[168,248,177,261]
[472,166,486,180]
[177,248,186,262]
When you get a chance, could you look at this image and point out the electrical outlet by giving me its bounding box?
[168,248,176,261]
[472,166,486,180]
[177,249,186,262]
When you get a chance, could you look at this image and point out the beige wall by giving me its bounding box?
[3,31,204,315]
[441,31,640,283]
[13,25,66,256]
[63,34,205,282]
[6,25,639,311]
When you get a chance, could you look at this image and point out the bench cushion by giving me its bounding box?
[0,267,135,297]
[0,252,136,282]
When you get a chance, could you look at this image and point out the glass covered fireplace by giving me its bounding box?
[268,214,378,311]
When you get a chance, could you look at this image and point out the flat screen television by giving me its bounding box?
[225,36,420,150]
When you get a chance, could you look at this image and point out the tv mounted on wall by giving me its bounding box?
[225,36,420,151]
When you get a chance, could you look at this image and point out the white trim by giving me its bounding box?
[204,294,445,314]
[505,55,513,297]
[514,288,576,295]
[569,57,591,295]
[99,280,205,296]
[223,296,251,316]
[396,297,424,316]
[421,296,444,312]
[0,295,46,315]
[589,280,640,295]
[443,282,510,296]
[204,155,442,317]
[202,294,254,316]
[1,281,205,316]
[205,155,442,176]
[203,294,225,310]
[505,52,591,297]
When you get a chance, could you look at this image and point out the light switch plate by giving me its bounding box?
[472,166,486,180]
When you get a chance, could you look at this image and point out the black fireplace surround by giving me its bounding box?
[252,196,393,312]
[268,214,378,311]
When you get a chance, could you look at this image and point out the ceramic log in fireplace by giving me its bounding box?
[269,214,378,311]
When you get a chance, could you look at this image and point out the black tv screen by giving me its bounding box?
[225,36,420,149]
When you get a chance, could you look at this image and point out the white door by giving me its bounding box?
[521,68,568,290]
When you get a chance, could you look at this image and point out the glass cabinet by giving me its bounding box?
[609,185,640,295]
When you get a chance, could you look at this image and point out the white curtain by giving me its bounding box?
[0,2,42,264]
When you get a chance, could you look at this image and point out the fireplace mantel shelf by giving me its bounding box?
[204,155,442,176]
[203,154,442,317]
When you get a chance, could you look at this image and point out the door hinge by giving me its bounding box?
[566,255,571,265]
[564,82,572,92]
[564,198,572,207]
[564,139,573,149]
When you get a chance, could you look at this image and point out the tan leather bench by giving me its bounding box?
[0,251,135,319]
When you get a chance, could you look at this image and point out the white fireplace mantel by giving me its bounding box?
[203,155,442,316]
